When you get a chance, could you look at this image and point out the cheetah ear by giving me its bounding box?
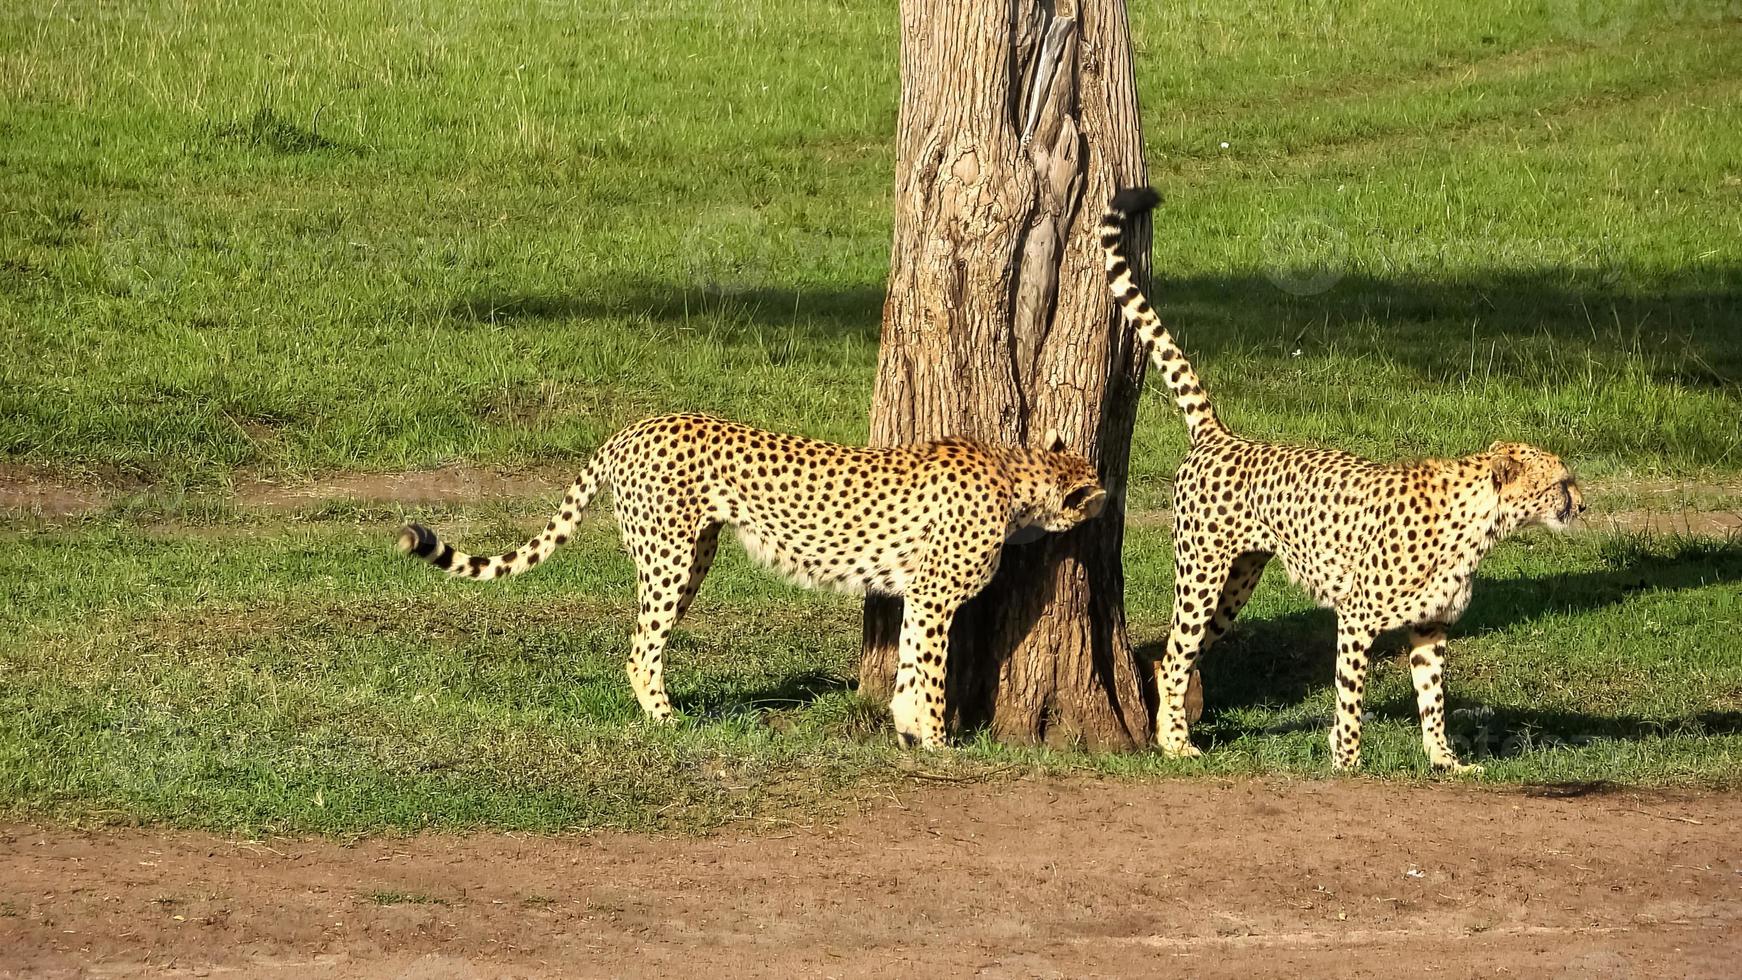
[1490,452,1523,489]
[1042,428,1067,453]
[1487,440,1508,453]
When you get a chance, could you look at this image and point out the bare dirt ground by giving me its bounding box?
[4,469,1737,977]
[0,464,581,517]
[3,779,1737,979]
[4,464,1739,536]
[230,467,579,513]
[0,465,116,518]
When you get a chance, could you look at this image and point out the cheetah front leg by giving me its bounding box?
[890,594,956,749]
[1408,625,1482,775]
[1328,618,1379,771]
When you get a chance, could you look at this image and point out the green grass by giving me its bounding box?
[2,1,1740,831]
[2,1,1738,500]
[2,515,1737,833]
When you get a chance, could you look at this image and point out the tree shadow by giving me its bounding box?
[441,264,1742,388]
[1159,266,1741,388]
[1137,536,1742,748]
[445,282,886,344]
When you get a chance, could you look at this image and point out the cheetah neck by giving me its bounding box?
[1425,473,1512,611]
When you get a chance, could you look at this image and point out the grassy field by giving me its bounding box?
[4,509,1738,833]
[2,0,1739,492]
[2,1,1740,831]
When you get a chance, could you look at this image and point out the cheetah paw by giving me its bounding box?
[896,730,947,751]
[1433,760,1484,776]
[1159,742,1202,760]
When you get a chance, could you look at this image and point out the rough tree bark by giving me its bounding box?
[861,0,1158,749]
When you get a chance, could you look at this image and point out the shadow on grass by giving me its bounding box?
[1160,267,1742,388]
[673,669,852,720]
[450,265,1741,385]
[1404,705,1742,762]
[446,284,886,343]
[1458,534,1742,635]
[1142,536,1742,747]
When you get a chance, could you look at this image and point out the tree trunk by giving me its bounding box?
[861,0,1154,749]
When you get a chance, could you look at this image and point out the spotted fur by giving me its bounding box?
[398,413,1106,748]
[1102,189,1585,772]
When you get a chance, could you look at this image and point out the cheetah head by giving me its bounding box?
[1028,429,1108,533]
[1488,441,1584,531]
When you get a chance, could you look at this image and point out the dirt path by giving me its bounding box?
[0,464,580,518]
[5,464,1740,536]
[3,779,1737,978]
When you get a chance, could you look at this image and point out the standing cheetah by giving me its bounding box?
[1102,188,1585,772]
[398,414,1107,748]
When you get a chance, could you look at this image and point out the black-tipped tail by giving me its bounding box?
[1108,186,1160,217]
[394,461,604,582]
[398,522,436,555]
[1097,187,1226,445]
[397,522,455,570]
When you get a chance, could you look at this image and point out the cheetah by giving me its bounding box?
[397,413,1107,749]
[1101,188,1585,772]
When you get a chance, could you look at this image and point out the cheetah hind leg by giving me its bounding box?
[889,592,958,750]
[625,522,721,722]
[1408,625,1483,775]
[1154,550,1236,758]
[1185,551,1272,723]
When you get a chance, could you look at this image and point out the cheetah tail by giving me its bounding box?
[1100,188,1225,445]
[396,457,605,582]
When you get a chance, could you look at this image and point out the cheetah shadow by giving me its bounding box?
[669,670,854,721]
[1138,535,1742,751]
